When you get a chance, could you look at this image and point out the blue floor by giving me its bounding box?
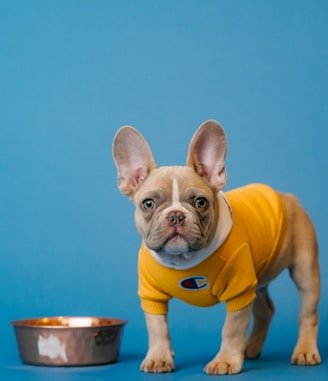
[3,319,328,381]
[2,348,327,381]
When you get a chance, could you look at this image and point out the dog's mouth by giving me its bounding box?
[154,230,204,260]
[144,217,206,266]
[162,234,190,256]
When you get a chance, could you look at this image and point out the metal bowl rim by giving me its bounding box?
[10,316,128,329]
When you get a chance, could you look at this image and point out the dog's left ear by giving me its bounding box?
[187,120,227,191]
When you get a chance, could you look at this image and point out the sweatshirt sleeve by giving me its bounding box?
[138,245,172,315]
[213,243,258,312]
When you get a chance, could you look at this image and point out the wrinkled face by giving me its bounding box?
[133,166,219,263]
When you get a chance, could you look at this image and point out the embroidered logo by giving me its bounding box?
[180,276,209,290]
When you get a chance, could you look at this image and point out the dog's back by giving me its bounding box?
[225,183,287,278]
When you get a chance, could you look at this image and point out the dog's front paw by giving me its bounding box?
[141,351,175,373]
[291,345,321,366]
[204,355,243,375]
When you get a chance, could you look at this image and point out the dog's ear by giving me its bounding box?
[187,120,227,191]
[112,126,156,198]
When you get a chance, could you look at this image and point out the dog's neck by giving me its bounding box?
[147,191,233,270]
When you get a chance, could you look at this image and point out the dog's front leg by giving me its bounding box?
[205,303,253,375]
[141,313,175,373]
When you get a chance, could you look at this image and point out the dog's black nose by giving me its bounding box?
[167,211,185,226]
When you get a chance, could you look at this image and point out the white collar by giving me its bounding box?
[148,191,233,270]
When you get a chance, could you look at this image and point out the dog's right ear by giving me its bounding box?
[112,126,156,198]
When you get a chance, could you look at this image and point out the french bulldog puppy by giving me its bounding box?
[112,120,321,375]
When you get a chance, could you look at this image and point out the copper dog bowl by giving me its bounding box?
[11,316,127,366]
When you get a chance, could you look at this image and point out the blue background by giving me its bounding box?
[1,1,327,380]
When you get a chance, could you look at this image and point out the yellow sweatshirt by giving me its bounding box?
[138,184,287,314]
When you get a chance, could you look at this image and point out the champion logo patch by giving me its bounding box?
[179,276,209,290]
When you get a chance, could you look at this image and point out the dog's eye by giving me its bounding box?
[195,197,208,209]
[142,199,155,210]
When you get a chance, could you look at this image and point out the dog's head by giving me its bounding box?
[112,120,230,269]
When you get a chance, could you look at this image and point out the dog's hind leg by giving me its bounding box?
[289,260,321,365]
[287,197,321,366]
[289,248,321,365]
[245,287,275,359]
